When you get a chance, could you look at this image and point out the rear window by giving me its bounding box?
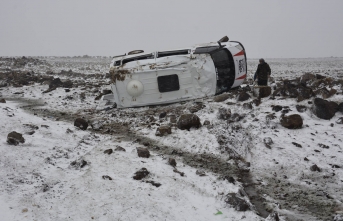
[157,49,190,58]
[122,53,154,65]
[157,74,180,93]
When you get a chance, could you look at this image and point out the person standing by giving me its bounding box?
[254,58,271,86]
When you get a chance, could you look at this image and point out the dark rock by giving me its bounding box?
[230,113,244,122]
[263,137,273,148]
[169,114,177,123]
[312,98,338,120]
[281,108,290,114]
[292,142,302,148]
[338,102,343,113]
[104,149,113,155]
[217,108,231,120]
[65,88,70,92]
[297,86,314,102]
[133,168,149,180]
[173,169,185,176]
[304,157,309,161]
[336,117,343,124]
[7,131,25,145]
[49,78,63,89]
[159,112,167,118]
[102,89,112,95]
[189,103,205,113]
[242,103,253,110]
[136,147,150,158]
[316,74,326,79]
[25,131,35,135]
[280,114,303,129]
[155,125,171,136]
[0,98,6,103]
[237,91,251,102]
[272,105,283,112]
[41,125,49,128]
[23,124,39,130]
[242,85,251,92]
[80,92,86,101]
[62,79,73,88]
[296,105,307,113]
[265,212,280,221]
[213,93,230,102]
[74,118,88,130]
[252,98,261,106]
[94,94,103,100]
[203,120,210,126]
[114,146,126,151]
[70,159,88,169]
[314,87,336,99]
[226,176,235,184]
[102,175,113,180]
[177,114,201,130]
[318,143,329,149]
[145,180,161,187]
[300,73,316,84]
[168,158,176,167]
[196,169,206,176]
[225,193,250,211]
[310,164,321,172]
[266,113,277,121]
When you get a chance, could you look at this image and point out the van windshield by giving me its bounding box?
[211,49,235,94]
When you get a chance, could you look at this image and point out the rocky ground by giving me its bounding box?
[0,56,343,221]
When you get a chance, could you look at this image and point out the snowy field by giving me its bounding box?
[1,56,343,221]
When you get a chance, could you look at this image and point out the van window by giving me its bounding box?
[122,53,154,65]
[194,46,219,54]
[157,49,190,58]
[157,74,180,93]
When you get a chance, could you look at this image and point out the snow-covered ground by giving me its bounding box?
[1,56,343,220]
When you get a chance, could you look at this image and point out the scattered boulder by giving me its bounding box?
[217,108,231,120]
[265,212,280,221]
[196,169,206,176]
[253,86,271,98]
[189,102,205,113]
[336,117,343,124]
[203,120,210,126]
[310,164,321,172]
[225,193,250,211]
[315,87,337,99]
[272,105,283,112]
[114,146,126,151]
[133,168,149,180]
[312,98,338,120]
[242,103,253,110]
[0,98,6,103]
[292,142,302,148]
[252,98,261,106]
[169,114,177,124]
[103,149,113,155]
[300,73,316,84]
[280,114,303,129]
[213,93,230,102]
[168,158,176,167]
[236,91,251,102]
[74,118,88,130]
[159,112,167,118]
[144,180,161,187]
[136,147,150,158]
[7,131,25,145]
[338,102,343,113]
[296,105,307,113]
[70,159,87,169]
[102,175,113,180]
[155,125,171,136]
[263,137,273,148]
[177,114,201,130]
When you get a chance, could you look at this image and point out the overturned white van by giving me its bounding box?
[106,36,247,108]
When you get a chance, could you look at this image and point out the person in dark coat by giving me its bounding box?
[254,58,271,86]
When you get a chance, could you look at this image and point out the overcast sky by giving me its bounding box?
[1,0,342,58]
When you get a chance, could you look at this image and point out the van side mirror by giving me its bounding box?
[218,36,229,43]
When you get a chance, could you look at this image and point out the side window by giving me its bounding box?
[157,74,180,93]
[122,53,154,65]
[194,46,219,54]
[157,49,190,58]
